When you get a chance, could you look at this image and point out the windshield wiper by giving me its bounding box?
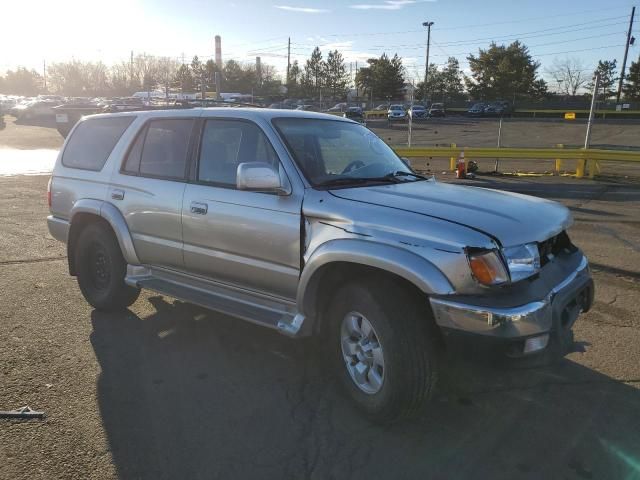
[316,176,403,188]
[384,170,429,181]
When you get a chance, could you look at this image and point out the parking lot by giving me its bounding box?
[1,118,640,479]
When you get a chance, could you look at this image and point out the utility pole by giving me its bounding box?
[355,61,359,98]
[130,50,134,87]
[585,73,600,149]
[616,6,636,105]
[286,37,291,87]
[408,80,414,147]
[422,21,434,105]
[43,60,47,92]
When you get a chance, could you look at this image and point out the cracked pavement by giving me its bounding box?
[1,174,639,480]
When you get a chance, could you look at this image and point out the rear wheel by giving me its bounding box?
[327,279,439,422]
[75,222,140,311]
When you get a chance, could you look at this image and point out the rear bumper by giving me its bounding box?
[47,215,70,243]
[430,256,593,355]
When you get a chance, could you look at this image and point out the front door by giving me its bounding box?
[181,118,302,300]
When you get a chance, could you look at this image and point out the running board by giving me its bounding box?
[125,265,308,337]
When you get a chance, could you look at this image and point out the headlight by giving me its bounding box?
[467,250,509,286]
[502,243,540,282]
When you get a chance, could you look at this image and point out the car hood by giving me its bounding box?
[329,181,572,247]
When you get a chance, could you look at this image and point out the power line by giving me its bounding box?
[285,5,636,39]
[291,17,629,50]
[410,43,627,68]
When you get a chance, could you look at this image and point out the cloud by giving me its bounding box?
[350,0,435,10]
[274,5,330,13]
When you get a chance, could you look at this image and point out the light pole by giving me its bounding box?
[422,21,434,105]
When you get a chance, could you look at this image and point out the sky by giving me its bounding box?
[2,0,638,89]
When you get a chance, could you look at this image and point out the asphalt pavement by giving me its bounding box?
[0,174,639,480]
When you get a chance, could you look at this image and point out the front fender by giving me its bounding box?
[70,199,140,265]
[297,238,454,317]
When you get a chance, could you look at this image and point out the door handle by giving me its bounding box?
[111,189,125,200]
[190,202,208,215]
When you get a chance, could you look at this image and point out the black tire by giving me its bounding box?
[75,222,140,311]
[327,278,440,423]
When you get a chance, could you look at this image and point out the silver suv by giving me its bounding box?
[47,108,594,422]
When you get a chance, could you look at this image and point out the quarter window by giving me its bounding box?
[122,127,145,174]
[62,116,134,171]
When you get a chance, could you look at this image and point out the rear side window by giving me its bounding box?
[62,116,134,171]
[133,119,194,180]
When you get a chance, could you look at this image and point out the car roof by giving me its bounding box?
[84,107,353,123]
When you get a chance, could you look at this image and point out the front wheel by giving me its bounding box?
[327,279,440,422]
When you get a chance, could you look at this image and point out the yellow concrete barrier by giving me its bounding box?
[449,143,456,171]
[392,145,640,178]
[555,144,563,175]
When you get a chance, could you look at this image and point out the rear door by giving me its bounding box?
[109,116,197,269]
[181,117,302,300]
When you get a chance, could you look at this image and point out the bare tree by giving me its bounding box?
[133,54,160,91]
[109,62,132,96]
[547,57,588,96]
[156,57,179,97]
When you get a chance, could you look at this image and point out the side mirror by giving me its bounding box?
[236,162,287,194]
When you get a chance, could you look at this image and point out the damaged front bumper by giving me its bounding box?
[429,255,594,356]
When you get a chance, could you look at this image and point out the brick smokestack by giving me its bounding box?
[215,35,222,69]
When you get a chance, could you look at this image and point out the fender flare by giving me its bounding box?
[297,238,454,318]
[69,199,140,265]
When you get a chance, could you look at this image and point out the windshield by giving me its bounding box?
[413,106,426,110]
[390,105,403,110]
[273,118,414,187]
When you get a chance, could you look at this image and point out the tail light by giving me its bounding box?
[47,177,52,208]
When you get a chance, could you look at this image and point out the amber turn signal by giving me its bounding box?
[468,250,509,286]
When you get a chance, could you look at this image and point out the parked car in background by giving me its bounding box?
[428,103,446,117]
[484,101,511,116]
[296,105,321,112]
[327,103,348,113]
[47,108,594,423]
[373,104,389,111]
[10,99,61,120]
[387,104,407,122]
[408,104,428,120]
[343,106,364,122]
[0,96,19,114]
[467,102,486,116]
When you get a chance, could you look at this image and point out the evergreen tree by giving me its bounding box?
[305,47,324,93]
[466,41,547,100]
[623,57,640,101]
[355,53,405,100]
[175,64,194,92]
[587,59,618,100]
[325,50,348,98]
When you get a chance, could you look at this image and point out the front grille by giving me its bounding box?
[538,231,575,266]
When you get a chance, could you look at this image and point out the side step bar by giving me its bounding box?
[125,265,308,337]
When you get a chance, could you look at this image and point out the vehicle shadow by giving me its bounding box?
[92,296,640,480]
[14,115,56,128]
